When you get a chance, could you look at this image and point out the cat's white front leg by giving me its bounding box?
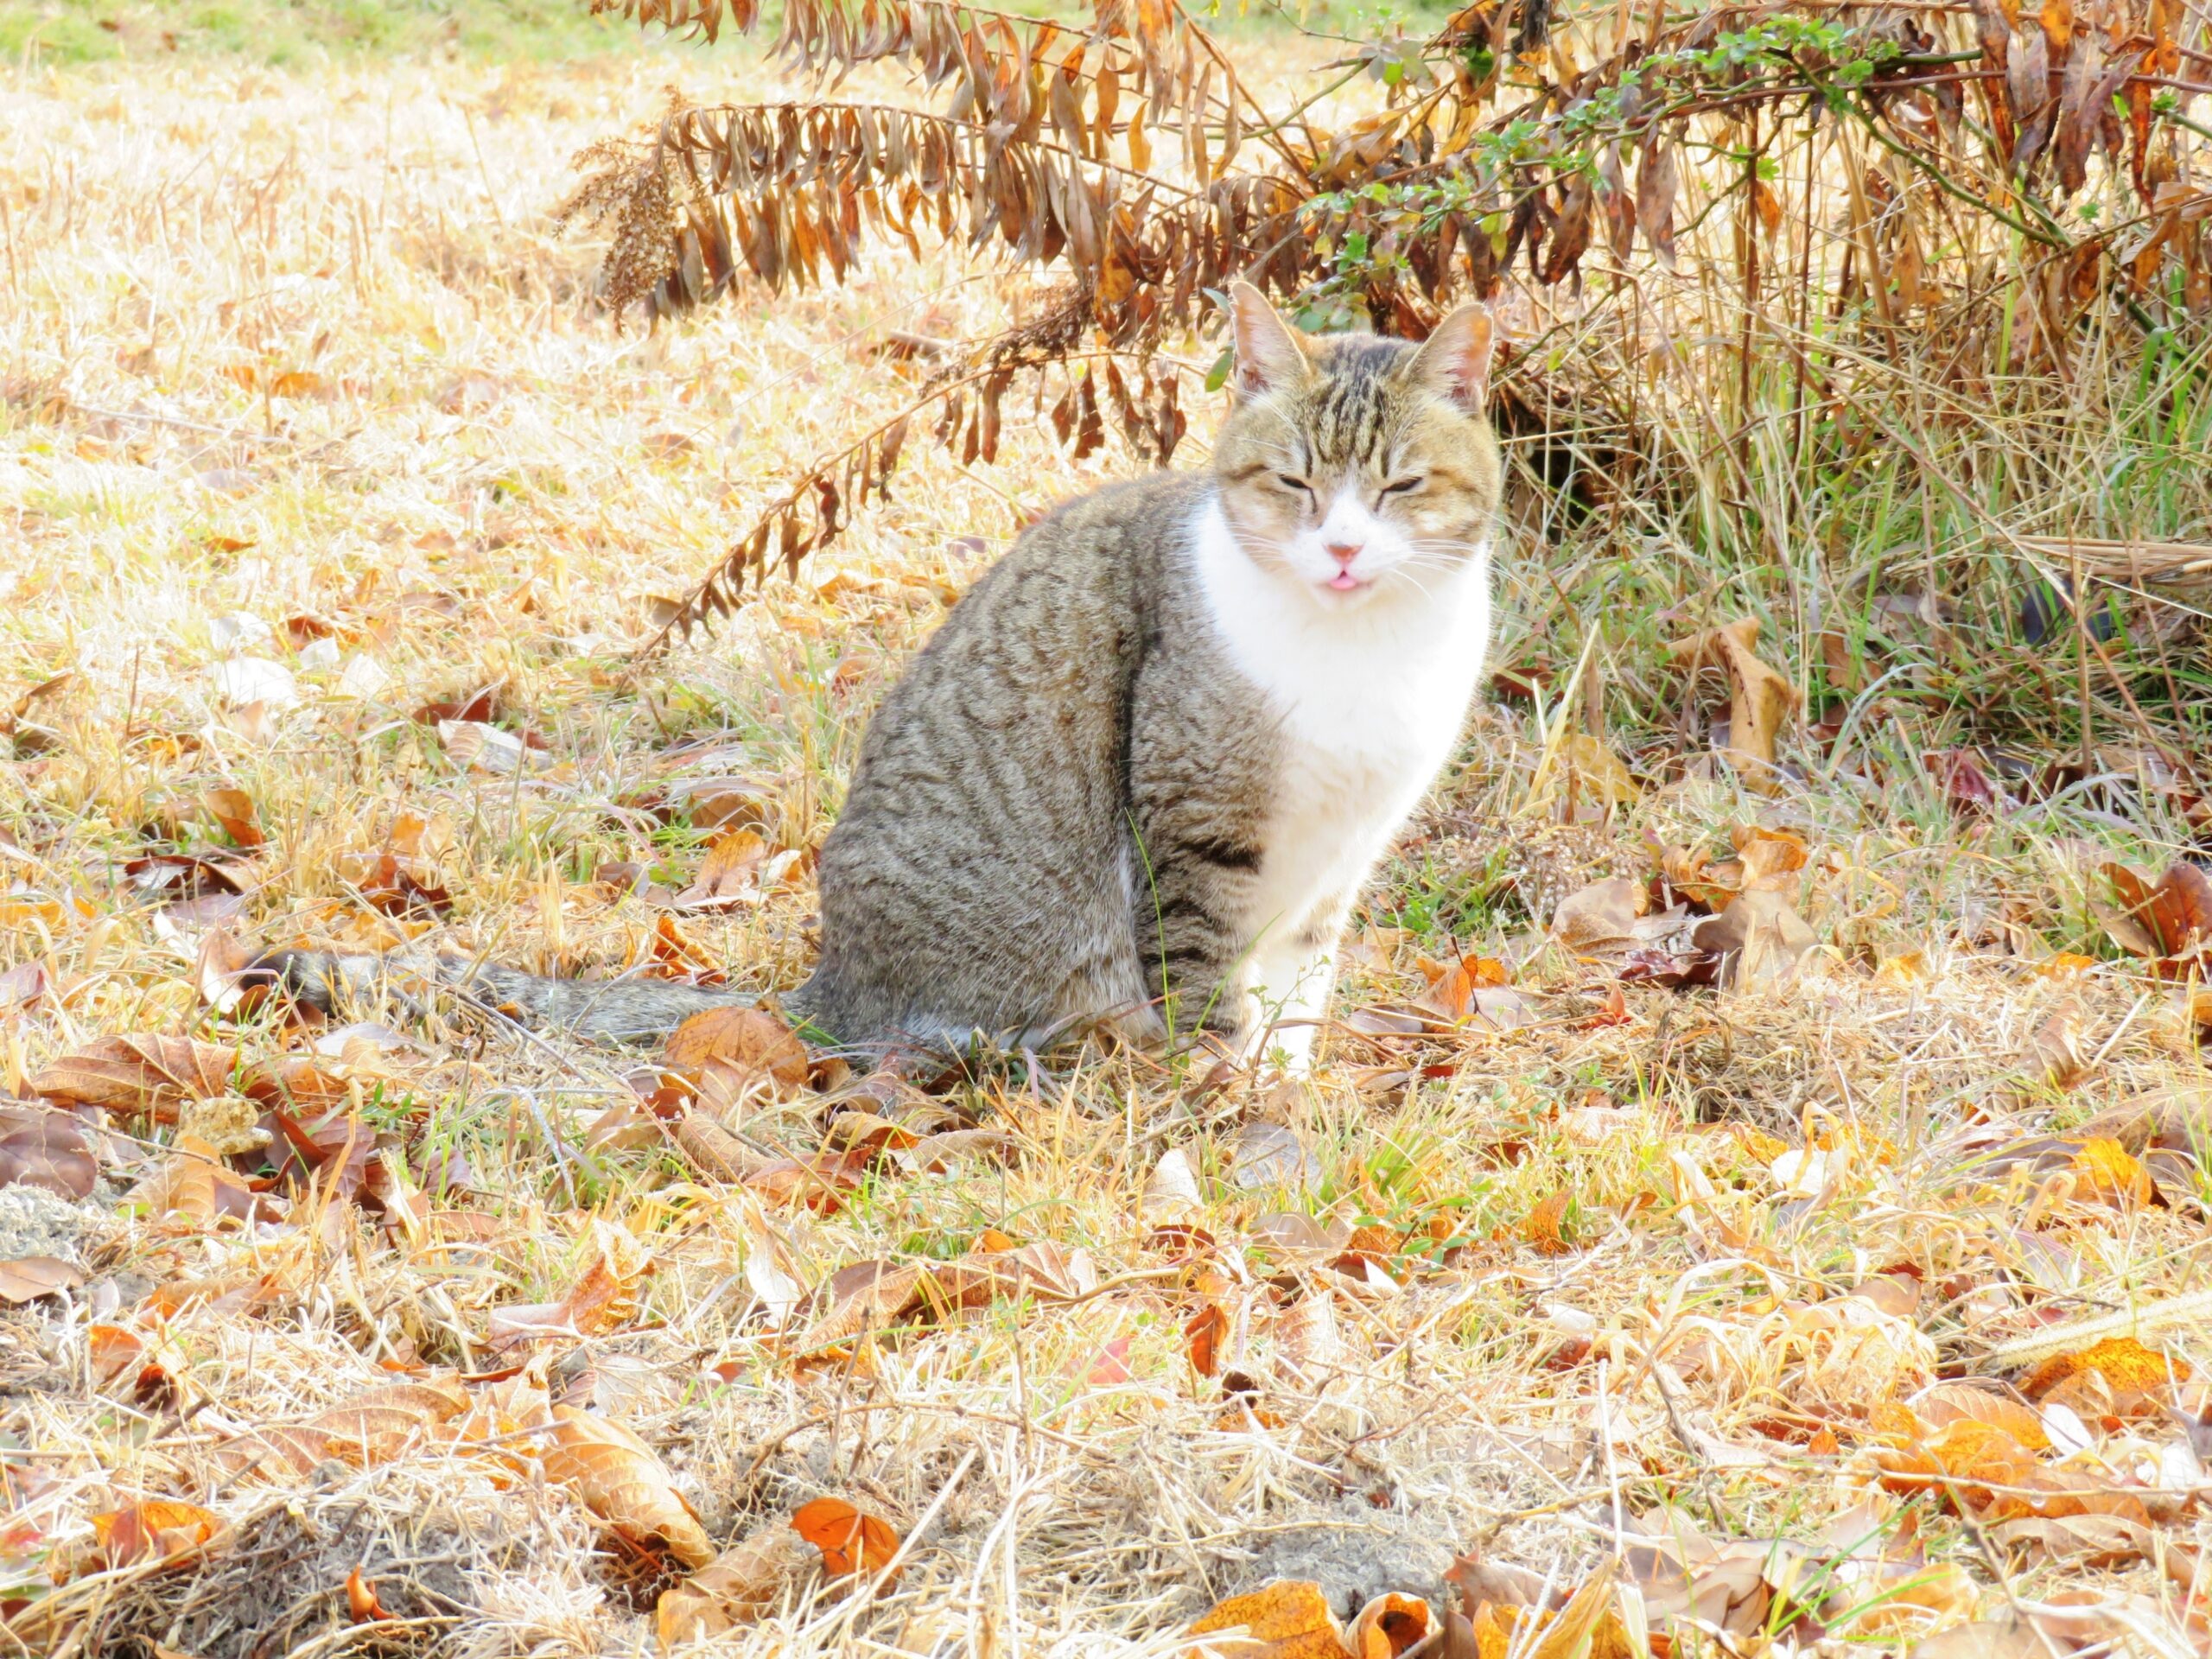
[1245,942,1338,1074]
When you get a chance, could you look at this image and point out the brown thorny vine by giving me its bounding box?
[554,0,2212,661]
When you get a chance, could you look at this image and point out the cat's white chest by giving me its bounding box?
[1188,498,1491,938]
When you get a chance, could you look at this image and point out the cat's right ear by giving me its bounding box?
[1229,280,1311,397]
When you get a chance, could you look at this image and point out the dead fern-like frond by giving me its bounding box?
[631,291,1185,664]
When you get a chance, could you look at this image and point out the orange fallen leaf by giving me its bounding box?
[1187,1579,1345,1657]
[2022,1336,2190,1400]
[1345,1592,1428,1659]
[86,1498,227,1573]
[1521,1191,1572,1254]
[200,787,264,849]
[675,829,769,910]
[2068,1137,2154,1206]
[346,1566,389,1622]
[792,1495,903,1584]
[1185,1304,1229,1378]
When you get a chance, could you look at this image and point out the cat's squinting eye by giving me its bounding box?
[1379,476,1425,498]
[1275,474,1316,500]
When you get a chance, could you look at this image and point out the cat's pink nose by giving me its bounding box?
[1325,542,1362,567]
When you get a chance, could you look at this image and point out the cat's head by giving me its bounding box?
[1211,283,1501,608]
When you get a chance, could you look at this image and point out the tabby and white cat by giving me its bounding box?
[260,284,1503,1068]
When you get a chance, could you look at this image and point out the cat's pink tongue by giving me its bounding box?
[1328,571,1361,591]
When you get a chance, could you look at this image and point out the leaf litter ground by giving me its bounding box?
[3,37,2211,1659]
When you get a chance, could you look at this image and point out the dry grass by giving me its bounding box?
[3,28,2212,1659]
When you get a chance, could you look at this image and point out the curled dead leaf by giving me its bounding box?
[1664,619,1798,793]
[658,1525,813,1645]
[792,1495,903,1584]
[542,1406,714,1568]
[1691,891,1816,989]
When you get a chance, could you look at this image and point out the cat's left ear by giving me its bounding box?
[1404,303,1496,414]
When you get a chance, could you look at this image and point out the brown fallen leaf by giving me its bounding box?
[1551,876,1648,950]
[0,960,48,1014]
[792,1495,903,1584]
[487,1220,650,1347]
[334,847,453,918]
[542,1406,714,1568]
[1691,890,1816,988]
[657,1526,813,1645]
[87,1323,147,1388]
[2100,860,2212,973]
[1554,731,1641,811]
[1444,1550,1556,1618]
[665,1004,809,1091]
[1989,1510,2152,1566]
[127,1135,270,1224]
[674,829,769,910]
[0,1255,84,1303]
[675,1110,766,1182]
[200,787,264,849]
[2075,1084,2209,1149]
[219,1377,472,1477]
[2024,1000,2092,1089]
[1664,619,1799,793]
[31,1034,239,1121]
[0,1103,97,1199]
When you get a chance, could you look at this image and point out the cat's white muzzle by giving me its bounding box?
[1288,490,1414,603]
